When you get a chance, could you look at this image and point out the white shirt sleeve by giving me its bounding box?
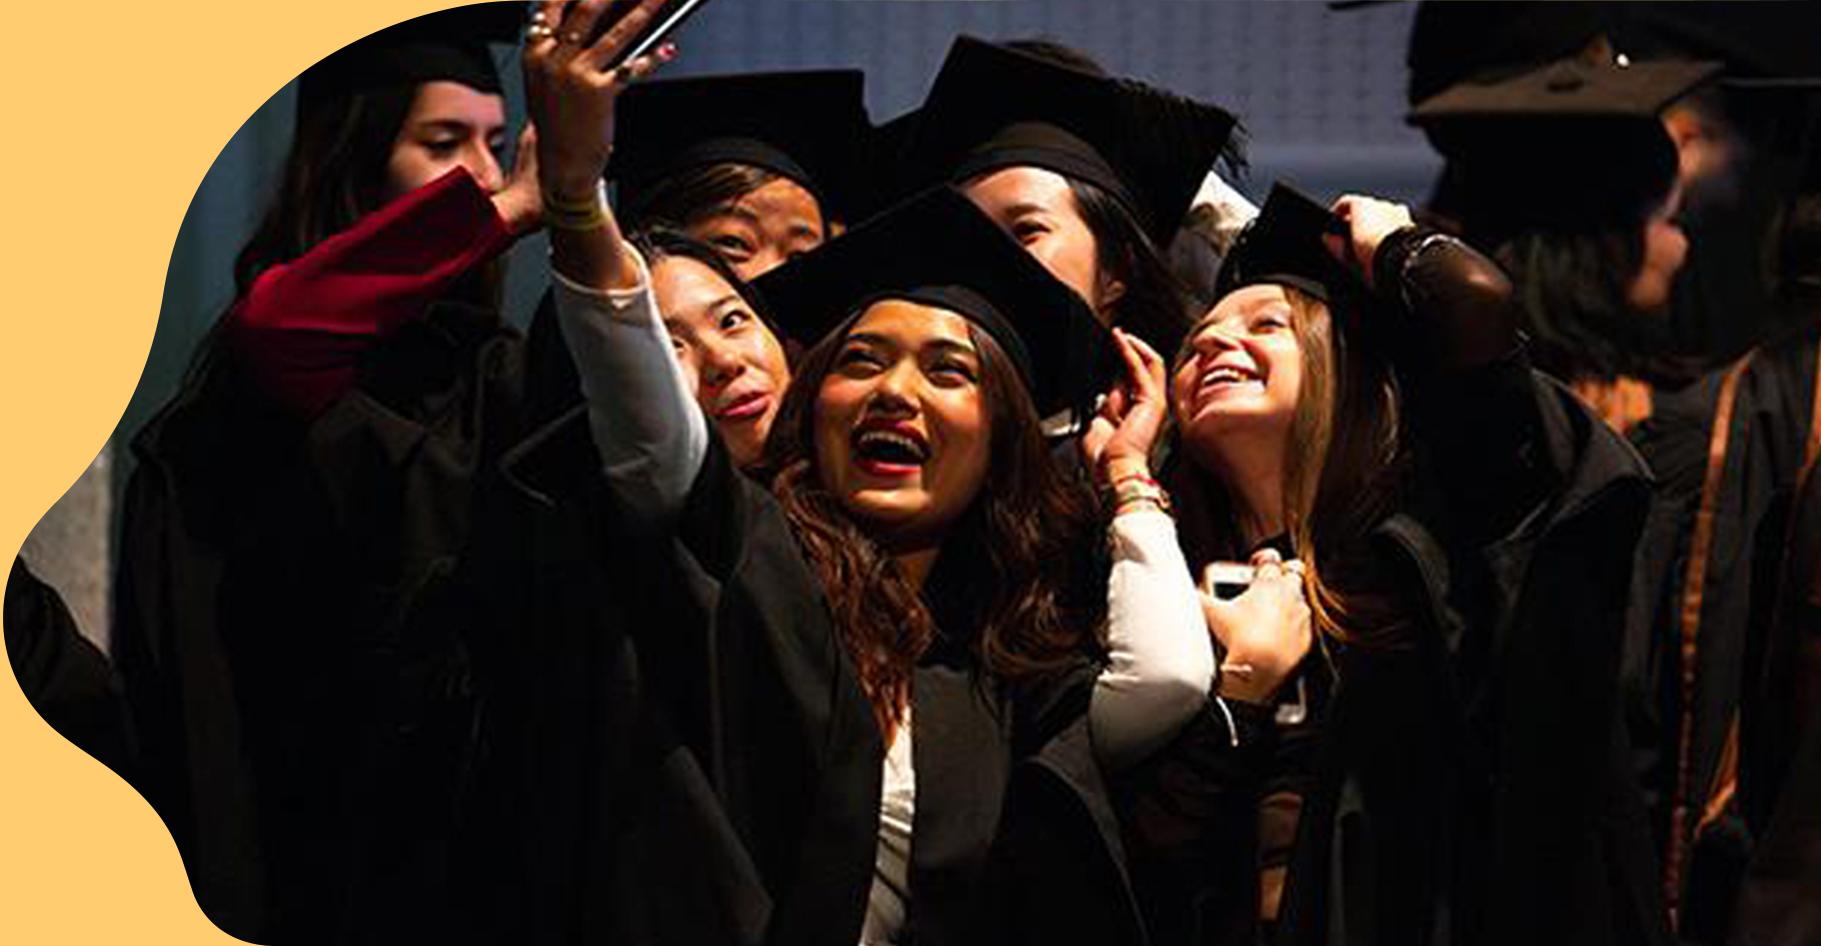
[550,249,709,521]
[1186,169,1260,257]
[1092,508,1217,771]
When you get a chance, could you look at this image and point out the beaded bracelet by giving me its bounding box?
[1107,472,1172,517]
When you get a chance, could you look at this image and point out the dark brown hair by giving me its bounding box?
[234,86,417,292]
[756,308,1105,732]
[624,161,826,238]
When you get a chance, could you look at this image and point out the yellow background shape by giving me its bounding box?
[0,3,497,942]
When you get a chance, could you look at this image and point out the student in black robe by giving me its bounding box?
[6,557,135,777]
[1118,183,1668,946]
[1629,142,1821,946]
[1408,53,1719,435]
[109,4,564,940]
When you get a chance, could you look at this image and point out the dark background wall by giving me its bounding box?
[39,0,1445,646]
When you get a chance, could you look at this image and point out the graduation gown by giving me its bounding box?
[5,556,135,775]
[472,407,1144,945]
[1628,319,1821,943]
[113,172,528,942]
[1119,229,1666,946]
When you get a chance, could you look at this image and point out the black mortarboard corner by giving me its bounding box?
[610,70,871,224]
[1410,56,1719,237]
[297,3,521,112]
[751,186,1117,423]
[1405,1,1614,106]
[898,36,1238,248]
[1215,183,1361,307]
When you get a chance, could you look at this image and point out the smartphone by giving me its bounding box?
[582,0,716,69]
[1201,561,1255,601]
[1202,560,1310,726]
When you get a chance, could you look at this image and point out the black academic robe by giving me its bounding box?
[471,408,1144,945]
[1628,319,1820,944]
[1729,432,1821,946]
[1120,228,1667,946]
[5,557,135,775]
[114,301,525,943]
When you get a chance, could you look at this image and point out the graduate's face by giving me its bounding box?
[653,256,790,470]
[813,301,991,549]
[385,81,508,199]
[1172,284,1304,452]
[1625,184,1689,315]
[963,166,1120,318]
[685,178,827,280]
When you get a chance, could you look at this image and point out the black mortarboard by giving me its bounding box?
[752,187,1117,421]
[609,70,870,224]
[298,3,521,111]
[1214,184,1360,306]
[898,35,1239,247]
[1409,56,1719,235]
[1610,2,1821,85]
[1406,1,1614,106]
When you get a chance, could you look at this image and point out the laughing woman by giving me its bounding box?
[1121,184,1666,946]
[490,7,1224,941]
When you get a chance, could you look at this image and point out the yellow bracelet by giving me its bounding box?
[543,179,611,232]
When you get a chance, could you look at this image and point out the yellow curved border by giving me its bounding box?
[0,3,487,942]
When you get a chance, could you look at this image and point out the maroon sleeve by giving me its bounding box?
[226,168,516,418]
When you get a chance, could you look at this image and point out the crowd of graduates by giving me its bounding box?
[5,2,1819,944]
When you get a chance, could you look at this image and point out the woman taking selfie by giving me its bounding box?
[490,6,1238,940]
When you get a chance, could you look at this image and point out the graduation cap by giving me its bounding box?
[1214,184,1361,306]
[1409,56,1720,235]
[897,35,1239,247]
[751,186,1117,421]
[298,2,521,111]
[1405,0,1615,106]
[1610,2,1821,86]
[609,70,871,224]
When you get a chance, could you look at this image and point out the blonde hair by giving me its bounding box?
[1171,285,1404,646]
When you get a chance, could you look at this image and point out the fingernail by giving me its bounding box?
[658,42,678,60]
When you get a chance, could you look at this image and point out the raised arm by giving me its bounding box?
[226,162,537,418]
[526,0,703,519]
[1330,194,1543,541]
[1081,329,1217,770]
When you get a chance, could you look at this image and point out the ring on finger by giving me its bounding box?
[526,23,553,40]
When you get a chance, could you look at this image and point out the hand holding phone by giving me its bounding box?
[1198,550,1313,705]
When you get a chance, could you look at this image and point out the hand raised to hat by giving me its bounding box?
[1323,195,1413,290]
[1082,328,1169,492]
[490,123,544,236]
[524,0,678,201]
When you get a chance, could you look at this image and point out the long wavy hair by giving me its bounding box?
[1170,286,1407,647]
[756,309,1106,733]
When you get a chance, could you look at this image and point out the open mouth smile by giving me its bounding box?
[851,422,931,478]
